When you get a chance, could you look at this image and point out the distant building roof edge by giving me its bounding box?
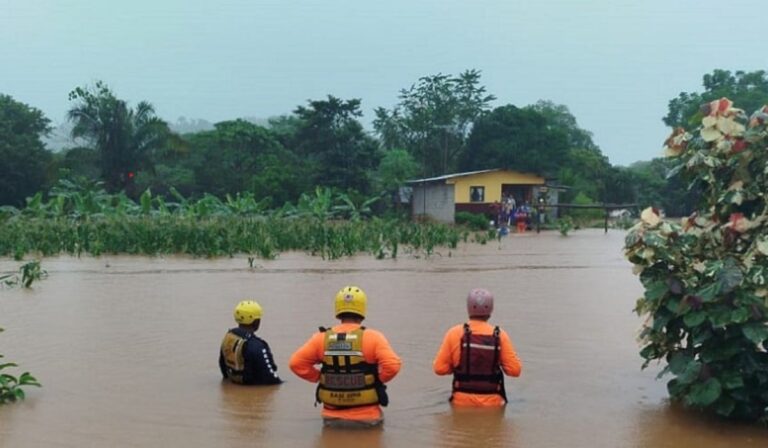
[405,169,500,184]
[406,168,554,184]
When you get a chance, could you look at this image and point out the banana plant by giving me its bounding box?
[334,191,381,221]
[291,187,337,220]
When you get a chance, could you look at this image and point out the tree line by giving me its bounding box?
[3,69,767,216]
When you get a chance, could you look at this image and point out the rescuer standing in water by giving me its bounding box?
[289,286,402,427]
[219,300,283,385]
[433,288,522,406]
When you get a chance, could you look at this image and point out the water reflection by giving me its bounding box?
[218,382,280,440]
[314,423,385,448]
[432,407,516,448]
[632,403,768,448]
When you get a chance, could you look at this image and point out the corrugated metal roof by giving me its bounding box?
[405,169,499,184]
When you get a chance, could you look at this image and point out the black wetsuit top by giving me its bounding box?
[219,327,283,385]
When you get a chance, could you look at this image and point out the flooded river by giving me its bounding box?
[1,230,767,447]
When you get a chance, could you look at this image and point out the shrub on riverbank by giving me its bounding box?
[625,99,768,423]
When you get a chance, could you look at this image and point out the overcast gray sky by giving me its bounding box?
[2,0,766,166]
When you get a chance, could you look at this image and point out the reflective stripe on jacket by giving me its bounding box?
[452,324,505,399]
[316,327,384,408]
[433,320,522,407]
[290,323,401,421]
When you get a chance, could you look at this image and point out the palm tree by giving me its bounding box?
[67,81,169,193]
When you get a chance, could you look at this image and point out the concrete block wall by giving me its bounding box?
[412,183,455,223]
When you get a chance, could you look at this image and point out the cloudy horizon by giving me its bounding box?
[2,0,765,166]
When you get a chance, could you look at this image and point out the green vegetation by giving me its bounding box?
[4,69,676,262]
[462,103,569,176]
[564,192,605,226]
[67,82,170,193]
[664,70,768,130]
[3,69,768,240]
[0,182,475,260]
[0,214,472,260]
[0,330,41,404]
[625,99,768,422]
[1,262,45,405]
[557,216,574,236]
[623,70,768,215]
[374,70,495,176]
[455,211,489,231]
[0,95,51,207]
[1,261,47,288]
[611,215,636,231]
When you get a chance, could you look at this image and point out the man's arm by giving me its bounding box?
[247,338,283,385]
[433,327,457,376]
[289,333,323,383]
[499,331,522,377]
[370,331,401,383]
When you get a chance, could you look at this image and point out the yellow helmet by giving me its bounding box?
[234,300,263,324]
[334,286,367,318]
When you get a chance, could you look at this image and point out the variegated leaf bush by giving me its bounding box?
[626,98,768,422]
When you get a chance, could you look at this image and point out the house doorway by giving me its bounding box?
[501,184,532,206]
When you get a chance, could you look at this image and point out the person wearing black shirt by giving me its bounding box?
[219,300,282,385]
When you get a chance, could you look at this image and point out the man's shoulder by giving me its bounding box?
[222,328,246,341]
[441,323,467,338]
[467,320,505,335]
[358,327,392,344]
[360,326,385,337]
[246,335,270,349]
[305,329,328,344]
[496,326,512,339]
[250,334,265,342]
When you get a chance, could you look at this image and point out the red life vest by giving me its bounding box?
[452,323,507,402]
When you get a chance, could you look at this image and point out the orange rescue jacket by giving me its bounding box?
[433,319,522,407]
[290,322,401,421]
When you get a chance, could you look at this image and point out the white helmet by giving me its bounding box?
[467,288,494,317]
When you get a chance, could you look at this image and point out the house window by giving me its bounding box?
[469,186,485,203]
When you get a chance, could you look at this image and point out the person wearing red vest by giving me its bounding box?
[433,288,522,406]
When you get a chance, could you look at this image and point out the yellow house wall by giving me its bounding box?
[448,170,545,204]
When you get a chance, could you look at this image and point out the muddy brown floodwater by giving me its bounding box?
[1,229,767,447]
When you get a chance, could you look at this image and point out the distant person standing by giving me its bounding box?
[523,202,533,229]
[514,207,528,233]
[508,196,517,213]
[499,202,512,235]
[289,286,402,427]
[490,200,502,227]
[433,288,522,406]
[219,300,283,385]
